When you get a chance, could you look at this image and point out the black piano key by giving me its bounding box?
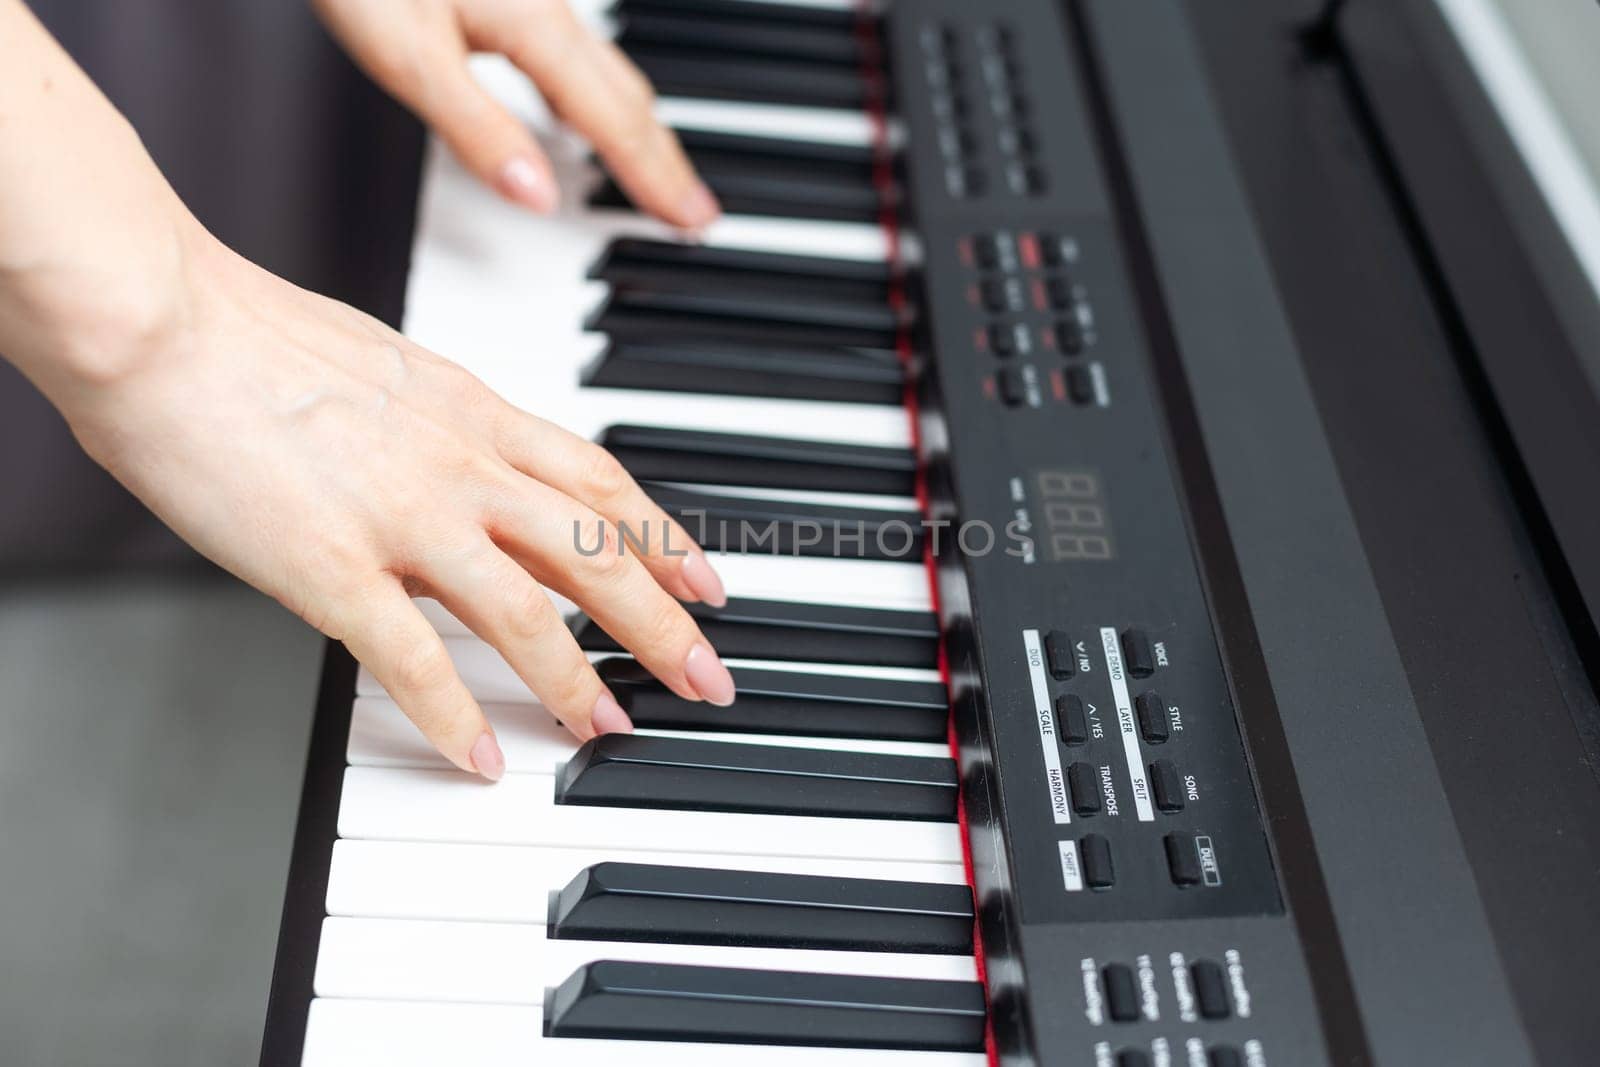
[675,128,880,173]
[596,657,948,741]
[544,960,986,1051]
[603,424,916,497]
[548,862,974,953]
[587,289,900,349]
[573,597,940,669]
[588,237,892,306]
[645,484,924,562]
[581,339,905,406]
[623,47,874,111]
[596,167,886,224]
[591,234,890,283]
[615,11,866,67]
[611,0,868,33]
[697,170,887,225]
[555,734,958,821]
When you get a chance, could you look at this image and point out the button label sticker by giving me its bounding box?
[1023,628,1072,824]
[1101,626,1155,821]
[1058,839,1084,892]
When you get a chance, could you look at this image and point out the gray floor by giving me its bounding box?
[0,577,322,1067]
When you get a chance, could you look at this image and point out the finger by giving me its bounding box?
[505,8,718,229]
[416,57,561,213]
[494,412,726,607]
[491,479,736,707]
[425,537,632,741]
[330,9,559,215]
[341,583,505,779]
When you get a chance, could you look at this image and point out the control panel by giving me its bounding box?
[891,1,1324,1064]
[959,229,1105,411]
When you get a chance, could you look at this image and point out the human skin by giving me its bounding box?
[0,0,734,781]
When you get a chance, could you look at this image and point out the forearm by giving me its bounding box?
[0,0,200,410]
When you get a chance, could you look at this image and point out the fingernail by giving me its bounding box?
[680,552,727,608]
[677,181,721,230]
[497,156,559,212]
[591,691,634,735]
[469,731,505,781]
[684,642,736,706]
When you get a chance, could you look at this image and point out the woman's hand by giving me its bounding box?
[3,0,733,779]
[311,0,720,228]
[43,220,735,781]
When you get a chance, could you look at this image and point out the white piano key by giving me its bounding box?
[705,553,933,609]
[339,765,964,863]
[326,839,966,923]
[355,637,944,702]
[720,659,942,684]
[657,95,882,149]
[559,388,914,447]
[635,728,948,759]
[412,555,933,640]
[348,695,949,770]
[313,916,977,1005]
[359,621,942,698]
[410,548,937,642]
[357,637,525,702]
[303,999,988,1067]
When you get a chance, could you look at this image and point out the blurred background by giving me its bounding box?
[1,3,419,1064]
[2,1,1596,1065]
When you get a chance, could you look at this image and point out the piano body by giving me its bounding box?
[261,1,1600,1064]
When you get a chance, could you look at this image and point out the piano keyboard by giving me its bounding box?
[268,1,1319,1065]
[270,1,997,1064]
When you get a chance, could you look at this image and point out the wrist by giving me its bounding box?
[0,176,224,419]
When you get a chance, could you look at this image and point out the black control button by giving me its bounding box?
[1046,276,1073,309]
[987,322,1016,357]
[1056,318,1085,354]
[1116,1051,1152,1067]
[1044,629,1075,679]
[1056,694,1089,746]
[1121,628,1156,677]
[1080,833,1115,890]
[1208,1047,1243,1067]
[1101,963,1138,1022]
[1022,166,1047,195]
[996,368,1026,408]
[1066,365,1096,405]
[1039,232,1063,265]
[974,234,1000,269]
[997,126,1034,157]
[1135,691,1169,744]
[1067,762,1101,816]
[962,166,986,197]
[1190,960,1231,1020]
[1150,759,1185,813]
[1164,832,1203,887]
[979,278,1007,312]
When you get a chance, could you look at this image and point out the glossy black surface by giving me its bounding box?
[555,733,959,821]
[543,960,987,1050]
[573,597,940,668]
[597,657,949,741]
[549,861,974,953]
